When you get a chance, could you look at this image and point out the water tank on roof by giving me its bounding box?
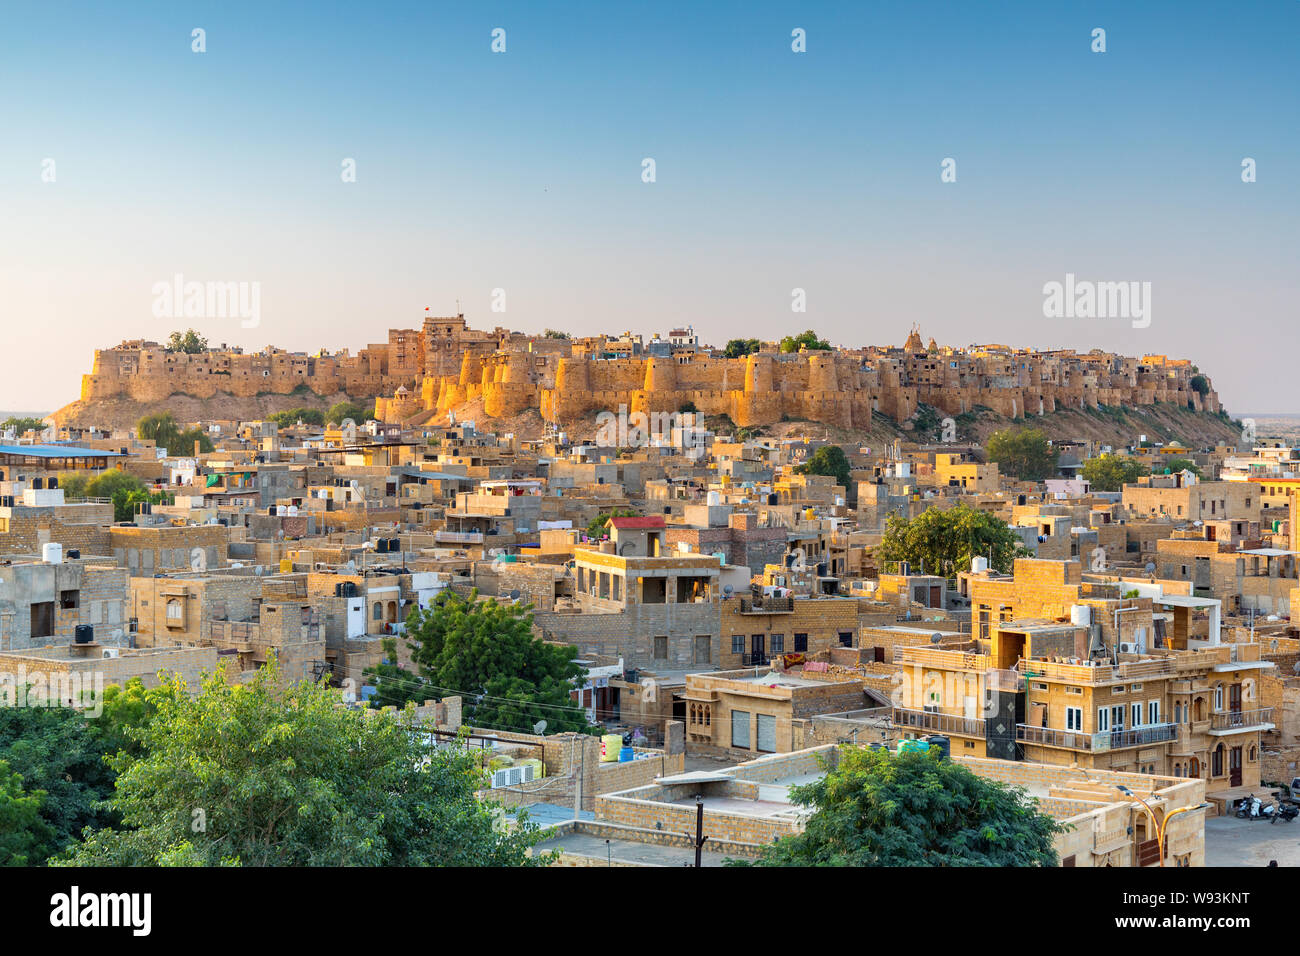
[971,556,988,573]
[74,624,93,644]
[707,490,721,506]
[1070,604,1091,627]
[42,542,62,565]
[921,735,950,760]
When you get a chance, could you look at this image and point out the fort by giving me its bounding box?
[68,316,1221,432]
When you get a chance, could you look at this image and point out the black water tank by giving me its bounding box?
[67,549,81,559]
[74,624,94,644]
[386,538,399,552]
[922,735,951,759]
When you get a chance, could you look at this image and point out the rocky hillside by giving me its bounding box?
[50,390,361,431]
[53,387,1242,454]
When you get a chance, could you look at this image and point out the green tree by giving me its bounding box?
[165,329,208,354]
[985,428,1059,482]
[269,407,325,428]
[90,679,163,761]
[723,338,761,358]
[57,472,89,500]
[401,590,595,735]
[740,747,1063,866]
[362,638,435,710]
[137,412,182,452]
[0,760,54,866]
[779,330,831,353]
[1163,457,1204,478]
[2,416,45,434]
[326,400,374,425]
[543,329,570,340]
[794,445,851,489]
[1081,453,1150,492]
[59,659,547,866]
[877,502,1028,575]
[0,704,120,863]
[177,427,215,455]
[1189,375,1209,396]
[585,508,638,538]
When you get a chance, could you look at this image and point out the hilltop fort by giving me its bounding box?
[59,316,1222,437]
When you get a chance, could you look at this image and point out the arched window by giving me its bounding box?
[166,599,182,620]
[372,602,383,621]
[1214,683,1224,711]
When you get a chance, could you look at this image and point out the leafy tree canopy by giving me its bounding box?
[399,589,596,735]
[165,329,208,354]
[793,444,851,489]
[1081,453,1150,492]
[742,747,1063,867]
[0,759,53,866]
[779,330,831,353]
[59,659,547,866]
[362,637,435,710]
[985,428,1059,482]
[2,416,45,434]
[0,704,121,864]
[269,407,325,428]
[585,508,638,539]
[138,412,214,456]
[723,338,762,358]
[878,501,1028,575]
[326,400,374,425]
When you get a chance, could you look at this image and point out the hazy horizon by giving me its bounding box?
[3,0,1296,414]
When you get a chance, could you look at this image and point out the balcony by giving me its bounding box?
[1209,707,1275,734]
[892,707,986,738]
[1017,657,1175,685]
[1017,722,1177,752]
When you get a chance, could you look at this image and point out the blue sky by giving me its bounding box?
[1,0,1296,413]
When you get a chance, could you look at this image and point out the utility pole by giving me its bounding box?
[691,795,708,867]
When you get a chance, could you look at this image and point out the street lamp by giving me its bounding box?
[1117,787,1209,866]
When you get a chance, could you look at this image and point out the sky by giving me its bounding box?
[1,0,1296,414]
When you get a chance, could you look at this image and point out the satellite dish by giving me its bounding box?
[1144,562,1156,573]
[509,589,522,601]
[722,584,734,596]
[533,719,547,735]
[930,633,944,644]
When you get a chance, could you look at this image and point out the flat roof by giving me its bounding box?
[1155,594,1221,608]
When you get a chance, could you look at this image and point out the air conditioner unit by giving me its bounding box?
[1119,642,1137,654]
[102,648,119,659]
[489,764,536,789]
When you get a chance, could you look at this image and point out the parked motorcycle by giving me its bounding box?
[1272,802,1299,824]
[1237,794,1268,820]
